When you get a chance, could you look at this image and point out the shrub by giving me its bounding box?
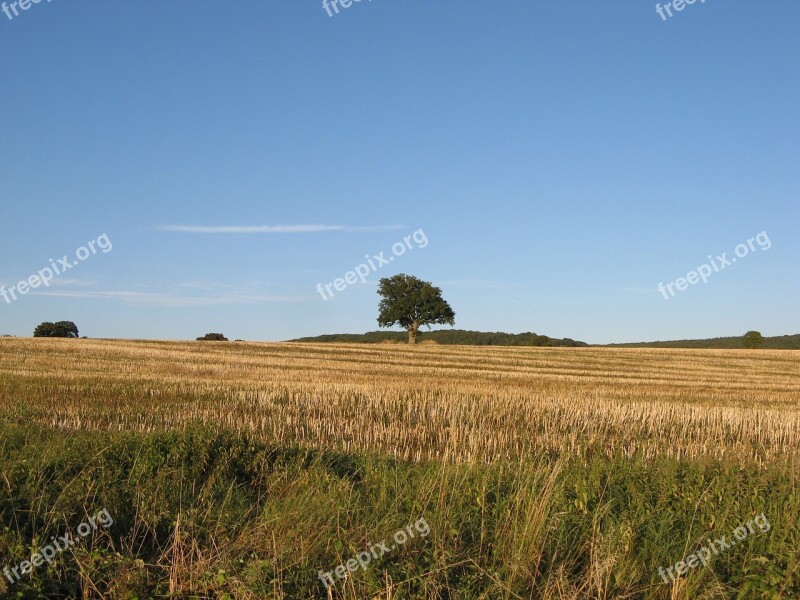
[33,321,79,338]
[196,333,228,341]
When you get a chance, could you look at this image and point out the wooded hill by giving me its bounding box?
[605,333,800,350]
[289,330,588,346]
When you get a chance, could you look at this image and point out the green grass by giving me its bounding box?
[1,426,797,599]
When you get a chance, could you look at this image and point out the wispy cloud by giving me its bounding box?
[32,290,309,308]
[0,277,91,288]
[48,278,93,287]
[155,224,404,234]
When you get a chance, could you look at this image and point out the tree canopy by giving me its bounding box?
[377,274,455,344]
[742,330,765,349]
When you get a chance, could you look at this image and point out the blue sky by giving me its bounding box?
[1,1,798,344]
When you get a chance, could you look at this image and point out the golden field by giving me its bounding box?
[1,338,798,465]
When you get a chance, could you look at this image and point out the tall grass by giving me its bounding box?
[0,426,797,598]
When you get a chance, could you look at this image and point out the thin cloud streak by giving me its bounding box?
[155,224,404,234]
[32,290,310,308]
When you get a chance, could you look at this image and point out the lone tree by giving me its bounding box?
[33,321,79,338]
[742,330,765,349]
[377,274,455,344]
[197,333,228,341]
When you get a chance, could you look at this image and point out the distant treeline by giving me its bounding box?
[289,331,800,349]
[605,334,800,350]
[289,330,588,347]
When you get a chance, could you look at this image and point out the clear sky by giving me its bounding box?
[1,1,798,344]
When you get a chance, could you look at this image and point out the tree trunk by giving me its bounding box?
[408,323,420,344]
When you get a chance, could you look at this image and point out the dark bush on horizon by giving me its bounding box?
[33,321,79,338]
[196,333,229,341]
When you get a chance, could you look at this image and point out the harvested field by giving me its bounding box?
[2,338,798,464]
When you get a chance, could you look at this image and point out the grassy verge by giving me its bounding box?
[0,426,797,599]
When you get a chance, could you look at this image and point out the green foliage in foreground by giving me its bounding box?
[0,426,797,599]
[290,329,589,347]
